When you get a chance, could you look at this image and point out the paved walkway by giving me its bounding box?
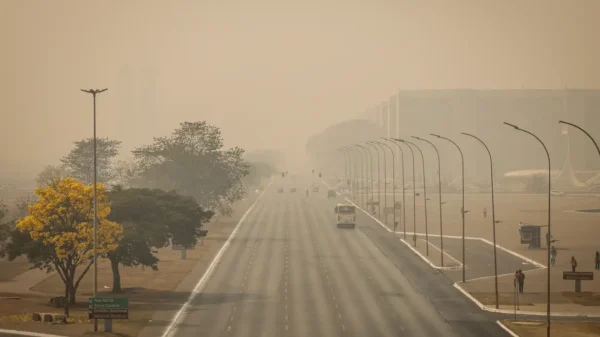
[0,268,53,296]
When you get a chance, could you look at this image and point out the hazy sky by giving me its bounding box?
[1,0,599,181]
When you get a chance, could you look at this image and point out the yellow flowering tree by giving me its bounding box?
[15,177,123,308]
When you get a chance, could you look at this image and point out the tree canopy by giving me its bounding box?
[132,121,250,214]
[61,138,121,184]
[36,165,70,187]
[3,178,123,315]
[106,187,213,292]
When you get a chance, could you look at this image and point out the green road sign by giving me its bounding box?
[89,298,129,319]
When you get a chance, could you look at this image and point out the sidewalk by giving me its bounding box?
[0,268,54,296]
[458,265,600,317]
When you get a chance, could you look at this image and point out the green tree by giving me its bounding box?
[61,138,122,184]
[106,187,213,293]
[132,122,250,214]
[36,165,70,187]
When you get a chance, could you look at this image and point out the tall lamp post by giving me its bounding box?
[369,141,387,222]
[558,121,600,155]
[413,136,445,266]
[375,141,395,229]
[347,146,360,200]
[504,122,552,337]
[392,139,418,247]
[365,142,381,216]
[431,134,468,282]
[81,88,108,332]
[384,137,406,238]
[461,132,499,309]
[356,144,370,208]
[400,139,429,255]
[338,148,349,196]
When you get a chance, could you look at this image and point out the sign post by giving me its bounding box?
[172,244,194,259]
[89,297,129,332]
[563,271,594,293]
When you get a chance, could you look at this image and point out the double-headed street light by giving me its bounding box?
[504,122,552,337]
[355,144,370,208]
[81,88,108,332]
[384,137,406,239]
[461,132,499,310]
[392,139,419,248]
[369,141,388,222]
[431,134,468,283]
[413,136,445,266]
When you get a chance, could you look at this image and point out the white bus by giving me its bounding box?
[334,203,356,229]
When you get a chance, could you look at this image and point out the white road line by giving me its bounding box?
[0,330,68,337]
[399,238,458,271]
[161,178,273,337]
[422,239,463,266]
[496,321,521,337]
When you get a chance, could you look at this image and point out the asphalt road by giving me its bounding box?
[164,176,510,337]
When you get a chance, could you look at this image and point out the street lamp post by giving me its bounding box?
[347,147,359,200]
[461,132,499,310]
[369,141,387,223]
[558,121,600,155]
[401,140,429,256]
[376,141,395,230]
[356,145,370,208]
[504,122,552,337]
[392,139,418,247]
[414,136,445,266]
[338,148,349,197]
[81,88,108,332]
[365,143,381,216]
[384,138,406,238]
[431,134,468,282]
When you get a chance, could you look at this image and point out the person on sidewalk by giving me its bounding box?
[517,269,525,294]
[483,207,487,218]
[595,250,600,270]
[550,246,557,266]
[571,256,578,272]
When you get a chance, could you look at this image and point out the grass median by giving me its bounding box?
[0,195,258,337]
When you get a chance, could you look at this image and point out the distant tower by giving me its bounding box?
[552,92,586,190]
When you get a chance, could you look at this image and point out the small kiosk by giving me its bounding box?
[519,225,544,249]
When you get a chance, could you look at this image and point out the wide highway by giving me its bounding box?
[166,175,510,337]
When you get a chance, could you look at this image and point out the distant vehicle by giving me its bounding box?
[334,203,356,228]
[290,188,297,192]
[327,189,337,198]
[312,186,319,192]
[278,188,284,193]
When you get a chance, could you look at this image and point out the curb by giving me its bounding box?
[454,282,600,318]
[496,321,521,337]
[0,329,68,337]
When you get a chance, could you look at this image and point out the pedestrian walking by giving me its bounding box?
[550,246,557,266]
[483,207,487,218]
[571,256,578,272]
[595,250,600,270]
[517,269,525,293]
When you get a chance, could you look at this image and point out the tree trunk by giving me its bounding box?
[69,282,77,304]
[110,256,122,293]
[64,280,70,317]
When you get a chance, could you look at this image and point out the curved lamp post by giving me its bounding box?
[370,141,388,222]
[346,146,360,200]
[558,120,600,155]
[375,141,395,229]
[383,137,406,238]
[413,136,445,266]
[504,122,552,337]
[366,142,381,217]
[355,144,370,208]
[461,132,499,310]
[431,134,468,282]
[338,148,351,197]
